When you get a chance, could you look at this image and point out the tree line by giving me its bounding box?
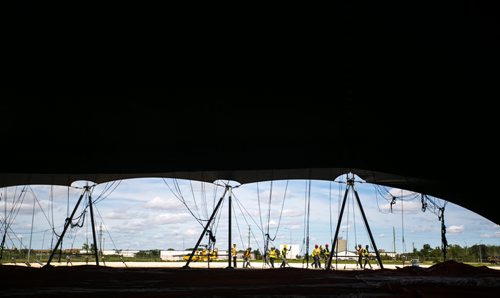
[399,243,500,263]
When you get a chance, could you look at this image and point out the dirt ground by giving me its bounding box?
[2,260,500,297]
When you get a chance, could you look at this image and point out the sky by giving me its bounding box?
[1,175,499,255]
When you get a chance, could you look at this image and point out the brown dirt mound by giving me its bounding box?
[2,264,499,297]
[425,260,497,276]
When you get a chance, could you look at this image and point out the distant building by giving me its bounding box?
[85,250,139,257]
[333,250,358,260]
[160,250,191,261]
[335,238,347,252]
[378,251,396,258]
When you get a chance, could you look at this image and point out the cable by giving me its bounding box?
[352,188,357,251]
[401,189,406,254]
[94,205,128,267]
[93,180,122,205]
[329,181,333,243]
[270,180,288,240]
[232,193,263,252]
[305,179,312,267]
[162,178,205,227]
[189,180,202,221]
[232,202,245,250]
[256,182,265,246]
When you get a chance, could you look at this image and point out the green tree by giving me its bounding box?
[253,249,262,260]
[420,244,432,261]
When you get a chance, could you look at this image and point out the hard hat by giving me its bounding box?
[315,244,318,248]
[284,244,287,248]
[325,243,329,246]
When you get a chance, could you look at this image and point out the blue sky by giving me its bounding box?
[1,176,499,254]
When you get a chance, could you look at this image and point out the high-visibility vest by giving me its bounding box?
[269,249,277,259]
[281,248,287,258]
[232,247,237,256]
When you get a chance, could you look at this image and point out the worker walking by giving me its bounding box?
[280,245,289,268]
[268,247,277,268]
[356,244,363,269]
[232,244,238,267]
[312,244,321,268]
[243,247,252,268]
[66,255,72,266]
[363,245,373,269]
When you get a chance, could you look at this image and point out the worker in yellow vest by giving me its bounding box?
[268,247,277,268]
[232,244,238,267]
[243,247,252,268]
[312,244,321,268]
[363,245,372,269]
[280,245,289,268]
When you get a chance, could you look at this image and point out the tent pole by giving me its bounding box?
[45,187,88,267]
[326,179,351,271]
[353,187,384,269]
[183,186,228,268]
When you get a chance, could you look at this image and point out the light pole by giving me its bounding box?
[479,240,483,263]
[19,235,23,259]
[464,241,468,261]
[41,230,48,260]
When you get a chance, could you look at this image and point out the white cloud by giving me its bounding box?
[447,225,464,234]
[184,229,199,236]
[154,213,191,224]
[411,225,434,233]
[144,196,184,210]
[282,209,302,217]
[103,211,130,220]
[388,188,417,197]
[268,220,278,228]
[379,200,422,213]
[480,231,500,238]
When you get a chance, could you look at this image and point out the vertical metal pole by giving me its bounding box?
[88,191,100,266]
[353,188,384,269]
[227,187,233,268]
[27,191,36,264]
[326,182,350,271]
[183,186,228,268]
[46,188,87,266]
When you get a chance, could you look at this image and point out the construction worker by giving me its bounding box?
[363,245,373,269]
[280,245,289,268]
[210,248,218,261]
[324,243,330,261]
[312,244,321,268]
[356,244,363,269]
[201,248,208,261]
[268,247,277,268]
[243,247,252,268]
[232,244,238,267]
[66,255,72,266]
